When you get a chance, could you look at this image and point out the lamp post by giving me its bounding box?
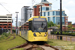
[60,0,62,35]
[15,12,19,35]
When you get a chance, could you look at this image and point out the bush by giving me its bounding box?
[12,29,16,33]
[51,31,75,36]
[2,32,10,37]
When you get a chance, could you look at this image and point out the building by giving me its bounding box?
[0,14,12,34]
[68,22,72,25]
[33,0,68,25]
[72,23,75,28]
[21,6,32,25]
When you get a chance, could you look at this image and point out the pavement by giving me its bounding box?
[39,45,55,50]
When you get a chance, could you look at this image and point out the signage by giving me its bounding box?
[33,18,46,21]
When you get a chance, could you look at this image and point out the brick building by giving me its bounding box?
[0,14,12,34]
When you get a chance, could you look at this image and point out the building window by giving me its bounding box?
[44,12,46,16]
[8,26,11,28]
[46,7,49,11]
[34,6,37,8]
[48,12,49,16]
[4,27,6,28]
[53,11,55,15]
[42,7,46,11]
[3,24,7,25]
[48,17,50,22]
[0,24,2,25]
[53,17,55,24]
[49,7,51,10]
[66,20,68,22]
[49,4,51,6]
[62,11,65,16]
[56,11,60,15]
[42,12,44,16]
[8,17,11,18]
[56,17,65,25]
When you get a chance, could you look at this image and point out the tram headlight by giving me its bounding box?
[44,33,47,36]
[33,33,37,37]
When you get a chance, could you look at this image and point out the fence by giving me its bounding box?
[0,29,8,35]
[48,35,75,42]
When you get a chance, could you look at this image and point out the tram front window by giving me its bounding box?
[33,22,47,32]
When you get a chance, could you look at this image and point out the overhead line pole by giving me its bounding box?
[16,12,19,35]
[60,0,62,35]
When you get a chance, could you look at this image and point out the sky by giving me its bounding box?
[0,0,75,26]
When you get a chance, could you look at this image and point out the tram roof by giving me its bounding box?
[28,16,47,21]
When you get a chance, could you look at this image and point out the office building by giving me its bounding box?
[33,0,68,25]
[21,6,32,25]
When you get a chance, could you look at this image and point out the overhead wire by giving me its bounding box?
[0,3,11,13]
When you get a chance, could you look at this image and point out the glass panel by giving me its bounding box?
[56,11,60,15]
[48,17,50,22]
[44,12,46,16]
[53,17,55,23]
[53,11,55,15]
[62,11,65,16]
[33,22,47,32]
[42,7,46,11]
[48,12,50,16]
[46,7,49,11]
[42,12,44,16]
[56,17,65,25]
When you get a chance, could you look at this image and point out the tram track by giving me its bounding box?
[8,41,59,50]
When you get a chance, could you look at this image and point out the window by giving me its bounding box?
[66,20,68,22]
[34,6,37,8]
[8,17,11,18]
[56,17,65,25]
[8,19,11,20]
[62,11,65,16]
[42,12,44,16]
[48,12,50,16]
[48,17,50,22]
[3,24,7,25]
[9,24,11,25]
[46,7,49,11]
[44,12,46,16]
[8,26,11,28]
[49,4,51,6]
[53,17,55,23]
[0,24,2,25]
[4,27,6,28]
[53,11,55,15]
[33,21,47,32]
[42,7,46,11]
[56,11,60,15]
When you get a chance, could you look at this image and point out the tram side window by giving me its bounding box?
[29,21,32,30]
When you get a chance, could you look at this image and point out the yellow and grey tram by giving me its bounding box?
[19,16,48,42]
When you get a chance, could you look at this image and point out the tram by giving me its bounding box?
[19,16,48,42]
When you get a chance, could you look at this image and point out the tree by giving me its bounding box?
[47,21,56,28]
[67,25,72,31]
